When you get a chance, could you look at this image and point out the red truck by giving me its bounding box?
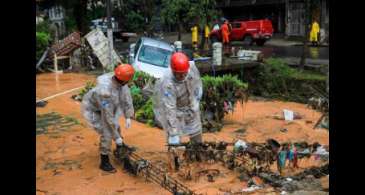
[209,19,274,46]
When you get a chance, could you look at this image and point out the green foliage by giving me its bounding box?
[124,11,144,32]
[161,0,190,25]
[113,0,157,32]
[65,15,77,32]
[130,85,144,111]
[161,0,219,30]
[36,31,50,61]
[36,112,80,135]
[36,20,52,35]
[135,99,155,127]
[87,3,105,20]
[130,71,156,125]
[250,57,326,103]
[129,71,248,132]
[72,81,96,101]
[201,74,248,132]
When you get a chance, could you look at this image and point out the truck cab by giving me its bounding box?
[209,19,273,46]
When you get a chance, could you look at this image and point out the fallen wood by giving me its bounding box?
[36,47,50,69]
[36,86,84,103]
[313,113,327,129]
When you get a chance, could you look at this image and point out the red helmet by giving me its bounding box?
[170,52,190,73]
[114,64,135,81]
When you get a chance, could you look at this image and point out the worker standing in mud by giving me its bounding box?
[191,23,199,51]
[310,19,320,46]
[204,24,211,50]
[81,64,135,173]
[152,52,203,170]
[221,19,231,55]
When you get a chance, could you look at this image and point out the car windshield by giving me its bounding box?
[138,45,172,68]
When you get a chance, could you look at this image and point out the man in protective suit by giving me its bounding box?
[153,52,203,169]
[81,64,135,173]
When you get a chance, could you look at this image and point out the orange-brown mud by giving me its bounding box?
[36,73,329,195]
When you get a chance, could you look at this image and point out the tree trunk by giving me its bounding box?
[300,0,310,70]
[74,0,89,36]
[200,6,208,50]
[200,25,205,50]
[178,19,182,41]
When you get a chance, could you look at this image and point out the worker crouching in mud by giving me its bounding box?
[81,64,135,173]
[153,52,203,170]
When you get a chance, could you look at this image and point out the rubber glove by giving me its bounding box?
[126,118,131,129]
[115,137,123,146]
[170,128,178,136]
[168,135,180,145]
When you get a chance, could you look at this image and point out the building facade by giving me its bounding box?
[47,5,66,40]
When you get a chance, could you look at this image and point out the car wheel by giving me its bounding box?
[256,39,266,46]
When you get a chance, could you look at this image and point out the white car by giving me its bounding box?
[129,37,194,78]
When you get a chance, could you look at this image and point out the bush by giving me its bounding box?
[36,20,51,35]
[36,31,50,61]
[249,58,326,103]
[135,99,155,126]
[130,71,248,132]
[65,16,77,33]
[201,75,248,132]
[125,11,145,32]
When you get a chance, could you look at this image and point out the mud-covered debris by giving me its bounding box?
[36,112,80,135]
[288,190,329,195]
[36,100,48,107]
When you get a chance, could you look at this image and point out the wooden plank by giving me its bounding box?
[56,56,70,60]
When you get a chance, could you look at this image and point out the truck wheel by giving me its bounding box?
[244,36,253,46]
[211,36,218,43]
[256,39,266,46]
[122,37,129,42]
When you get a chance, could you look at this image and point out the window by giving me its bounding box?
[232,23,241,28]
[138,45,172,68]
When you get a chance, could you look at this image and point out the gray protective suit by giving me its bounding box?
[81,73,134,155]
[153,62,203,139]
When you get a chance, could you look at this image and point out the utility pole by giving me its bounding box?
[106,0,114,72]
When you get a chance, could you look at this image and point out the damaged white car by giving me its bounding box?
[128,37,194,78]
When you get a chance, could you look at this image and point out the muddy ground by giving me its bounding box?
[36,72,329,195]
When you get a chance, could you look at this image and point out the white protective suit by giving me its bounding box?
[153,62,203,138]
[81,73,134,155]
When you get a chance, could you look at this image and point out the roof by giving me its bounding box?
[140,37,174,51]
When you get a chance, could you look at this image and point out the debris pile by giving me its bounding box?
[258,163,328,192]
[36,112,80,135]
[114,144,196,195]
[113,139,328,194]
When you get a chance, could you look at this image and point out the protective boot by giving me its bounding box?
[115,144,125,158]
[100,154,116,173]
